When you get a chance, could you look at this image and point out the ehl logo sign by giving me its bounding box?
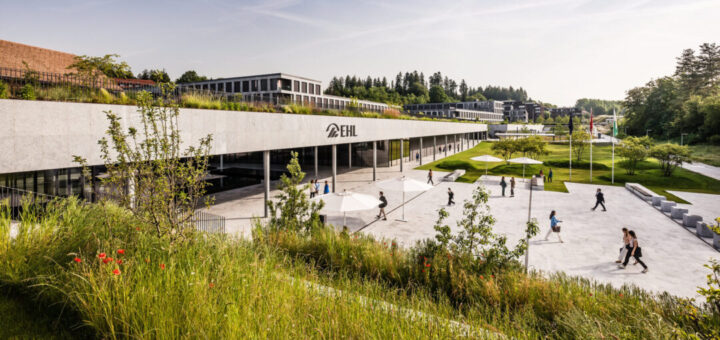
[326,123,357,138]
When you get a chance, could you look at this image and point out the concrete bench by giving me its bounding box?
[530,175,545,191]
[670,207,688,219]
[651,196,666,207]
[625,183,660,202]
[696,222,714,238]
[683,214,702,227]
[442,169,466,182]
[660,201,676,212]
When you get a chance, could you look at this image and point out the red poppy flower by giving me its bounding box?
[425,263,431,267]
[98,253,106,259]
[209,283,215,288]
[102,258,112,264]
[145,258,150,263]
[422,269,426,273]
[117,249,125,255]
[589,293,593,296]
[73,257,82,263]
[116,259,123,265]
[619,293,623,297]
[160,263,165,270]
[491,274,495,278]
[135,227,140,231]
[113,268,121,275]
[480,275,484,280]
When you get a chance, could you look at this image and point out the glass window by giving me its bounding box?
[261,79,268,91]
[302,82,307,93]
[252,80,259,91]
[210,83,216,91]
[217,83,224,92]
[226,82,232,92]
[309,84,314,94]
[233,81,240,92]
[316,84,321,94]
[293,80,300,92]
[270,78,278,91]
[243,81,249,92]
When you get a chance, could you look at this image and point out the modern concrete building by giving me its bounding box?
[0,99,487,217]
[402,101,504,122]
[177,73,390,112]
[502,101,529,123]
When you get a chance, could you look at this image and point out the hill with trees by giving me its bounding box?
[575,98,623,116]
[623,42,720,144]
[324,71,529,105]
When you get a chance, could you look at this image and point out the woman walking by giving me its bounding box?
[510,177,516,197]
[500,176,507,197]
[619,230,648,273]
[309,179,316,198]
[544,210,563,243]
[615,228,630,263]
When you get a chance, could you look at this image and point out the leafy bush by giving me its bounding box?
[19,84,36,100]
[96,88,114,103]
[0,80,8,99]
[436,160,475,171]
[649,144,692,176]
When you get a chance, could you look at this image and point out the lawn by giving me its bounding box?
[689,144,720,167]
[416,141,720,203]
[0,288,81,339]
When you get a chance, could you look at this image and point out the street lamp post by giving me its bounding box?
[525,178,533,272]
[646,129,652,137]
[681,133,688,146]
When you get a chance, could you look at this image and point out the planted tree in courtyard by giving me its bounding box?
[649,144,692,176]
[617,136,652,175]
[265,152,324,233]
[491,139,519,163]
[433,186,539,270]
[571,129,591,162]
[516,135,549,159]
[74,84,213,242]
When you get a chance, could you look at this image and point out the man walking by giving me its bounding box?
[592,188,606,211]
[500,176,507,197]
[377,191,388,220]
[427,169,434,185]
[447,188,455,206]
[548,168,553,183]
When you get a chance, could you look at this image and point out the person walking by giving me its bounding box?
[447,188,455,206]
[615,228,631,263]
[548,168,553,183]
[618,230,648,273]
[544,210,564,243]
[510,177,516,197]
[314,179,320,197]
[539,169,545,182]
[309,179,316,198]
[376,191,388,220]
[323,180,330,194]
[416,152,420,162]
[500,176,507,197]
[427,169,434,185]
[592,188,606,211]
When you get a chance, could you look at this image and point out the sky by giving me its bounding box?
[2,0,719,106]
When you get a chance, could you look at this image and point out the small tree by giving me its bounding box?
[266,152,324,233]
[649,144,692,176]
[68,54,134,87]
[491,139,519,163]
[433,186,539,270]
[74,84,213,242]
[617,136,652,175]
[571,129,591,162]
[429,85,448,103]
[516,136,548,159]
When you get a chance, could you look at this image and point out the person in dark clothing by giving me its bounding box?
[618,230,648,273]
[500,176,507,197]
[510,177,516,197]
[548,168,553,183]
[592,188,606,211]
[447,188,455,206]
[377,191,388,220]
[427,169,434,185]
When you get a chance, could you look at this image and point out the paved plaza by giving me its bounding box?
[206,152,720,300]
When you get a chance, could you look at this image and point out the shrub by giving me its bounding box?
[649,144,692,176]
[0,80,8,99]
[19,84,36,100]
[543,160,610,170]
[436,160,475,171]
[96,88,114,103]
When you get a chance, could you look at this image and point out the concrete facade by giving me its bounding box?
[488,124,545,138]
[0,99,487,174]
[403,101,504,122]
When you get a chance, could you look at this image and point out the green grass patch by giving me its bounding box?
[689,144,720,167]
[417,142,720,198]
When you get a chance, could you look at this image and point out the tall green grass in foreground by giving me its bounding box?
[0,199,483,339]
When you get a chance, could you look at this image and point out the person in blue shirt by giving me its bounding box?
[544,210,564,243]
[323,180,330,194]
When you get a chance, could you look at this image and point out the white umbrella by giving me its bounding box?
[312,190,382,227]
[471,155,503,175]
[508,157,543,182]
[377,176,433,222]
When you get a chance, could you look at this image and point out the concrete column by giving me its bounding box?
[372,141,377,181]
[453,134,457,153]
[348,143,352,169]
[444,135,448,157]
[66,170,71,196]
[219,154,224,171]
[433,136,436,161]
[314,146,318,179]
[419,138,423,165]
[263,150,270,218]
[331,144,337,192]
[400,140,404,172]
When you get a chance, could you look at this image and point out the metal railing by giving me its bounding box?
[0,185,226,233]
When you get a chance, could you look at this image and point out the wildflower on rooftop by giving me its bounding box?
[113,268,121,275]
[117,249,125,255]
[98,253,106,259]
[160,263,166,270]
[73,257,82,263]
[116,260,123,265]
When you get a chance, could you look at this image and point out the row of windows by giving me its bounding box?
[293,96,386,111]
[415,110,503,121]
[183,78,321,95]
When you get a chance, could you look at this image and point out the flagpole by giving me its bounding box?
[569,133,572,181]
[590,109,593,182]
[611,109,616,184]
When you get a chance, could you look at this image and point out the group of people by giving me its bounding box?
[308,179,331,198]
[499,176,516,197]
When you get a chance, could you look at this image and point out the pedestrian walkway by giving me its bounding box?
[682,162,720,181]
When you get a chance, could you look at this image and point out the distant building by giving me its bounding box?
[550,107,582,118]
[176,73,389,112]
[503,101,528,122]
[402,100,504,122]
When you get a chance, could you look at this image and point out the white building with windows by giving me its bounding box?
[177,73,390,112]
[403,101,504,122]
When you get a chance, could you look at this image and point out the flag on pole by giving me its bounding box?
[611,109,617,184]
[568,114,573,180]
[590,110,593,182]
